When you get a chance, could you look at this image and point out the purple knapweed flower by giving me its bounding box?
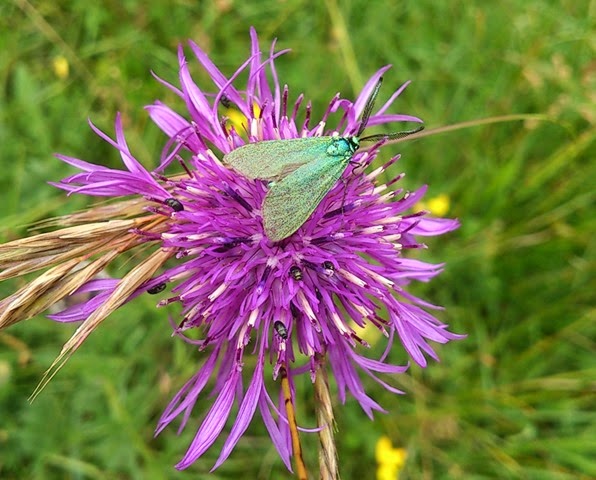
[8,28,462,470]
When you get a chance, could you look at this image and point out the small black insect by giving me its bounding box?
[220,94,233,108]
[273,321,288,340]
[322,261,334,271]
[165,197,184,212]
[147,283,167,295]
[289,266,303,281]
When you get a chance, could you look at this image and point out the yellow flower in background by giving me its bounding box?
[376,436,407,480]
[52,55,69,80]
[225,107,248,131]
[224,102,261,132]
[415,193,450,217]
[350,319,383,346]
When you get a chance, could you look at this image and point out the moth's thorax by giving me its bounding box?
[326,135,360,158]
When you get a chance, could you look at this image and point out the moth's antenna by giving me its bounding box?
[356,77,384,138]
[361,124,425,143]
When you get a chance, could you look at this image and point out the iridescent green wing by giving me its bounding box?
[262,154,351,241]
[223,137,335,180]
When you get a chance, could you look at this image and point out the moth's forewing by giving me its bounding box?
[263,154,351,241]
[223,137,334,180]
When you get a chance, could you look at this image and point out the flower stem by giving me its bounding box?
[280,365,308,479]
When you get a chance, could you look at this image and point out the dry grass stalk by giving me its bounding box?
[30,247,174,400]
[315,355,339,480]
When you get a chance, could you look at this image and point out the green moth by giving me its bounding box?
[223,77,423,241]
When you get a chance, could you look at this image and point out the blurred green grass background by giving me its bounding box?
[0,0,594,479]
